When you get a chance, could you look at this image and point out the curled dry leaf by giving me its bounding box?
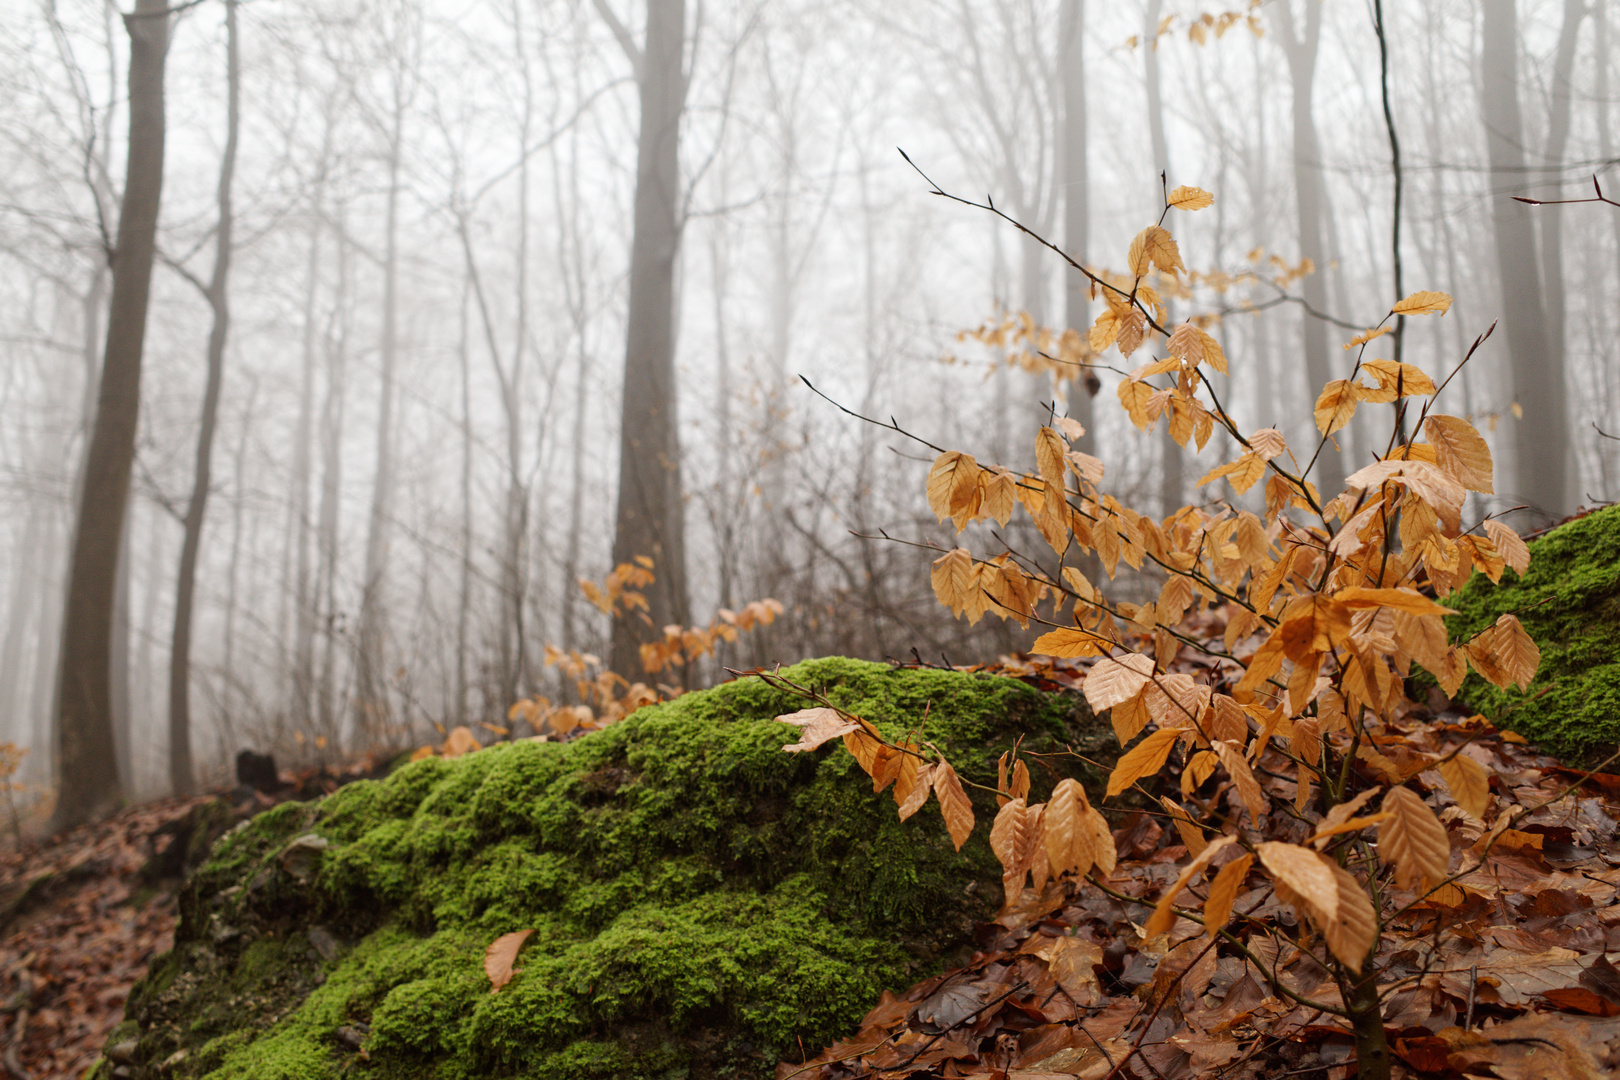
[484,928,536,992]
[1160,796,1208,857]
[776,707,859,753]
[1031,626,1108,659]
[1043,778,1094,879]
[1257,841,1339,925]
[897,762,935,822]
[1144,835,1235,939]
[442,726,482,759]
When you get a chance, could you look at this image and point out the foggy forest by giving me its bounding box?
[2,0,1615,825]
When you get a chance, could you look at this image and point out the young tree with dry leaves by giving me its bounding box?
[776,182,1546,1080]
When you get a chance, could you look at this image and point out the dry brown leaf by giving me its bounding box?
[1318,858,1378,973]
[1436,753,1490,819]
[1043,778,1094,878]
[843,728,882,776]
[1314,379,1358,435]
[1483,519,1530,575]
[1144,836,1236,938]
[1257,841,1339,925]
[777,707,859,753]
[484,928,536,992]
[1035,426,1068,491]
[1213,740,1267,822]
[1160,796,1208,857]
[443,726,482,759]
[1378,785,1451,891]
[1168,184,1214,210]
[932,760,976,851]
[1106,727,1182,797]
[1082,652,1156,712]
[1424,414,1493,493]
[1392,289,1452,316]
[1031,626,1107,659]
[1129,224,1184,275]
[1332,587,1455,617]
[1203,852,1253,939]
[990,798,1033,880]
[898,762,935,821]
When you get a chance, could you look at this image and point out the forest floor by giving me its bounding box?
[5,661,1620,1080]
[0,760,388,1080]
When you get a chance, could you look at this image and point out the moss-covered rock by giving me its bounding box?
[1443,505,1620,767]
[113,658,1106,1080]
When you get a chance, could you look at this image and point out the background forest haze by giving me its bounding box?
[1,0,1615,820]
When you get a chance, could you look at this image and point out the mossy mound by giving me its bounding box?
[108,658,1105,1080]
[1444,505,1620,767]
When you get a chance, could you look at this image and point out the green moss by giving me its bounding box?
[1442,505,1620,766]
[114,658,1103,1079]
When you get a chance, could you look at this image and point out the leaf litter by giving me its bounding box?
[778,648,1620,1080]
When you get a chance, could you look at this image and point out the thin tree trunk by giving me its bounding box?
[1480,0,1563,519]
[218,378,255,763]
[455,278,473,726]
[52,0,169,831]
[1145,0,1182,517]
[355,93,405,741]
[603,0,692,678]
[1538,0,1586,493]
[316,212,351,751]
[168,0,239,795]
[1059,0,1094,457]
[1275,0,1344,497]
[289,127,331,739]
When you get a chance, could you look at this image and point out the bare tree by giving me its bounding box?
[1480,0,1563,519]
[1274,0,1344,497]
[52,0,170,830]
[167,0,242,795]
[596,0,693,678]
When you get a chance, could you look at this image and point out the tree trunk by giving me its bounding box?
[606,0,692,678]
[1059,0,1094,458]
[1275,0,1344,497]
[51,0,169,831]
[1480,0,1563,520]
[316,214,351,751]
[1144,0,1183,518]
[168,0,240,796]
[1536,0,1585,500]
[355,95,405,741]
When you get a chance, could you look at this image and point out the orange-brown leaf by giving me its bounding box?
[443,726,482,759]
[1424,414,1493,493]
[1257,841,1338,924]
[1314,379,1358,435]
[485,928,536,992]
[1392,289,1452,316]
[1144,835,1235,939]
[1035,426,1068,490]
[1129,224,1184,275]
[1213,739,1267,822]
[1203,852,1253,939]
[1436,753,1491,819]
[1160,796,1208,858]
[1332,586,1456,617]
[932,760,976,850]
[777,707,860,753]
[1031,626,1107,659]
[1168,185,1214,210]
[1378,785,1451,892]
[1483,519,1530,575]
[898,762,935,821]
[1106,727,1182,797]
[1083,652,1156,712]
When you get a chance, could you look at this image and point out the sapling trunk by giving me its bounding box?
[1345,956,1392,1080]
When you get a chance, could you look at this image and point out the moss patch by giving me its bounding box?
[1442,505,1620,767]
[114,658,1105,1079]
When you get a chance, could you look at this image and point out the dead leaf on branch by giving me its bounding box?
[777,707,859,753]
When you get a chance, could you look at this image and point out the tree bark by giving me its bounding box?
[1275,0,1344,497]
[1535,0,1585,503]
[1144,0,1183,518]
[51,0,169,831]
[355,90,406,740]
[604,0,692,678]
[1059,0,1094,458]
[1480,0,1563,520]
[168,0,240,796]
